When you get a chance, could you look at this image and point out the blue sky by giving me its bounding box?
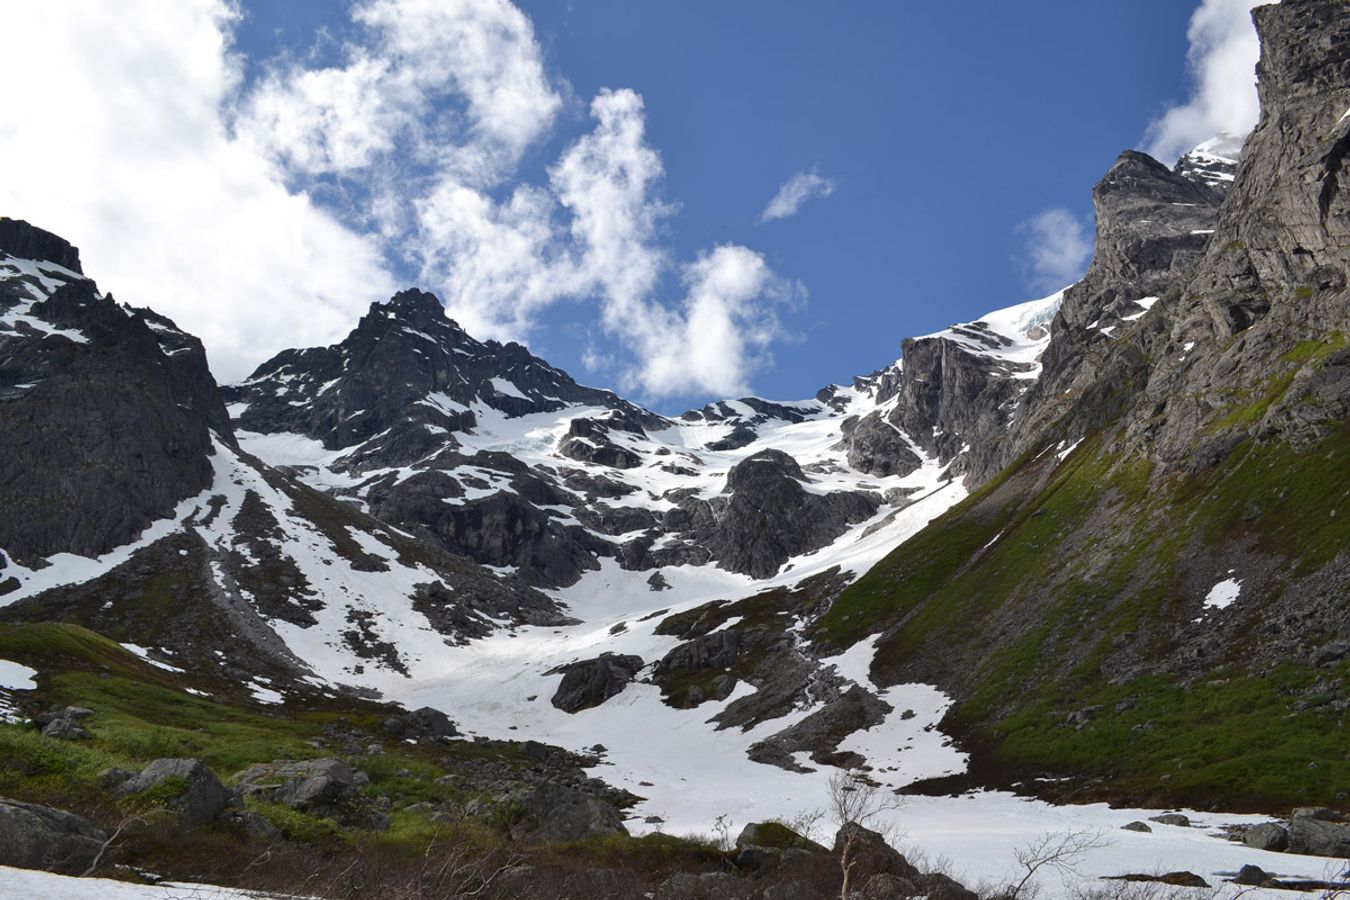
[1,1,1266,412]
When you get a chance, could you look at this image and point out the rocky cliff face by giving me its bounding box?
[0,220,230,566]
[226,288,649,466]
[0,226,567,683]
[817,0,1350,809]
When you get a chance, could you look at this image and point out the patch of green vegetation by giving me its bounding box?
[1294,286,1315,300]
[817,421,1350,808]
[121,775,189,816]
[1283,330,1347,365]
[974,663,1350,809]
[1198,425,1350,573]
[245,798,349,847]
[1208,370,1297,432]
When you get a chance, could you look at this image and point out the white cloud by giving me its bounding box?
[0,0,794,400]
[418,89,791,398]
[760,168,836,222]
[1017,208,1092,293]
[632,245,791,398]
[1142,0,1278,164]
[0,0,395,382]
[238,0,561,187]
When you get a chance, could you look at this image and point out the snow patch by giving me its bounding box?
[489,377,529,400]
[1204,578,1242,610]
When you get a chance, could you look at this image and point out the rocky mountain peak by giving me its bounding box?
[0,218,83,274]
[364,288,459,333]
[1174,134,1242,193]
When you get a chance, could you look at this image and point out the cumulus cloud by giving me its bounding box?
[0,0,395,382]
[0,0,795,399]
[1142,0,1278,163]
[238,0,562,187]
[760,168,836,222]
[1017,208,1093,293]
[416,89,792,398]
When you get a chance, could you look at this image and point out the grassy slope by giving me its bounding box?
[813,404,1350,810]
[0,623,724,889]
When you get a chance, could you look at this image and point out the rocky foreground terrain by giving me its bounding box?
[0,0,1347,897]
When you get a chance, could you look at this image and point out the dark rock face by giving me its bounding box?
[835,414,921,477]
[0,230,234,564]
[427,491,607,588]
[226,288,649,462]
[996,149,1228,480]
[1287,813,1350,858]
[558,416,645,469]
[115,758,231,827]
[508,783,628,842]
[549,654,644,713]
[1244,822,1289,851]
[1000,0,1350,481]
[0,797,108,874]
[694,450,881,579]
[0,218,82,272]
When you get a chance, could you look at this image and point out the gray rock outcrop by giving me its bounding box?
[0,797,108,874]
[550,654,644,713]
[115,758,231,827]
[0,220,235,565]
[508,783,628,842]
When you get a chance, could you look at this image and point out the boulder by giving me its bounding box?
[37,706,93,740]
[736,821,827,853]
[654,872,752,900]
[1232,865,1274,887]
[116,758,230,827]
[856,873,921,899]
[1287,814,1350,858]
[549,654,644,713]
[918,873,980,900]
[1121,821,1152,833]
[509,784,628,842]
[1291,807,1340,822]
[1148,813,1191,827]
[0,798,108,874]
[404,706,458,740]
[1243,822,1289,852]
[235,758,365,820]
[733,844,778,871]
[833,823,920,885]
[40,717,88,741]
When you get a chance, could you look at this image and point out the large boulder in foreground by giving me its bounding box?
[114,758,231,827]
[0,797,108,874]
[1287,810,1350,858]
[509,784,628,842]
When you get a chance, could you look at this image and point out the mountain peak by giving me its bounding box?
[1174,134,1241,192]
[0,217,83,273]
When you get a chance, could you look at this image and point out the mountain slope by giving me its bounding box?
[815,0,1350,810]
[0,226,567,689]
